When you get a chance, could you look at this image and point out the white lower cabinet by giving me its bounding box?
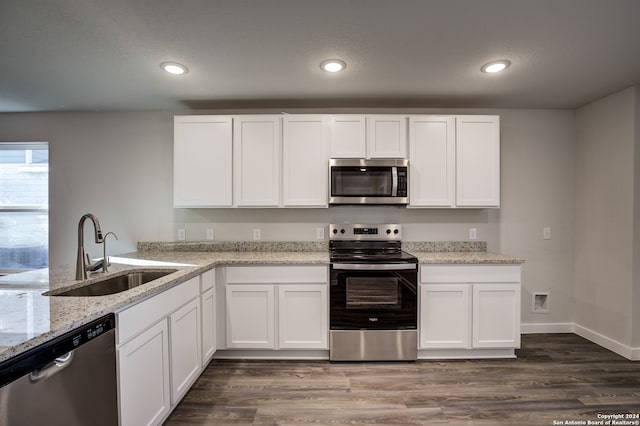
[473,284,520,348]
[116,276,203,425]
[418,264,521,358]
[169,298,202,404]
[419,284,471,349]
[201,287,216,364]
[278,284,328,349]
[200,268,216,366]
[117,320,171,426]
[226,284,275,349]
[223,265,329,351]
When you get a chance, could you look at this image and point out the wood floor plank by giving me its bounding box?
[165,334,640,425]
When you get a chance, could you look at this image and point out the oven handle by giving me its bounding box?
[332,263,417,271]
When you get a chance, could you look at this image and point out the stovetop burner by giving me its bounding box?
[329,224,417,264]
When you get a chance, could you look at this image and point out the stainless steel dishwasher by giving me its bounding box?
[0,314,117,426]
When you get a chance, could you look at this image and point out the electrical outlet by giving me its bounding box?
[469,227,477,240]
[206,228,215,240]
[543,227,552,240]
[253,228,261,241]
[316,227,325,240]
[177,228,186,241]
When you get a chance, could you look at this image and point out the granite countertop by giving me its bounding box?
[0,241,523,364]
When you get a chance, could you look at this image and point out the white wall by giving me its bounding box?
[0,107,576,327]
[575,86,638,349]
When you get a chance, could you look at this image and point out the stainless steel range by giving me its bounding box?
[329,224,418,361]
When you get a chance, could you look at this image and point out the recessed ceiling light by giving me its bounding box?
[320,59,346,73]
[160,62,189,75]
[481,60,511,73]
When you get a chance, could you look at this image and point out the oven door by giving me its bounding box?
[330,263,417,330]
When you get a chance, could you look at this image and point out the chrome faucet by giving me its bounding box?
[102,231,119,273]
[75,213,104,280]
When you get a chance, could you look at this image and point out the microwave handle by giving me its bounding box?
[391,167,398,197]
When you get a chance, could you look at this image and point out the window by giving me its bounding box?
[0,142,49,274]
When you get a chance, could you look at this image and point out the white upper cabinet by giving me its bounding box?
[282,115,330,207]
[233,116,281,207]
[366,115,407,158]
[173,115,233,207]
[329,115,407,159]
[409,116,456,207]
[330,115,366,158]
[456,115,500,207]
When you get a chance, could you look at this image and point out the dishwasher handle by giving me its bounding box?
[29,351,75,383]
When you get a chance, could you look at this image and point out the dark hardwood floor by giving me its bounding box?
[165,334,640,425]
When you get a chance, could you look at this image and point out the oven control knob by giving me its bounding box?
[393,229,399,234]
[332,229,338,234]
[386,229,391,234]
[340,229,345,234]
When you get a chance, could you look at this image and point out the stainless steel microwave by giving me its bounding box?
[329,159,408,205]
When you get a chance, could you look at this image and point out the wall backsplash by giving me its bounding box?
[173,206,500,251]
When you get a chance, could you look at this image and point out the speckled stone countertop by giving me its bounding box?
[0,241,522,364]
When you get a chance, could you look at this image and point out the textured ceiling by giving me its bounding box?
[1,0,639,112]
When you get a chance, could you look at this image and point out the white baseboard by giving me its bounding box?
[522,322,640,361]
[573,324,640,361]
[521,322,575,334]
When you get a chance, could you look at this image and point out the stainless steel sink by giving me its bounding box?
[46,269,178,297]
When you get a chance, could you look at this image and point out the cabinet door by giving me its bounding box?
[409,116,455,207]
[173,115,233,207]
[456,115,500,207]
[118,320,170,426]
[278,284,328,349]
[330,115,366,158]
[201,287,216,365]
[226,284,275,348]
[367,115,407,158]
[472,284,521,348]
[282,115,330,207]
[419,284,471,349]
[233,116,281,206]
[169,298,202,405]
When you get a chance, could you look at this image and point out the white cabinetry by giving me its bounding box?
[278,284,328,349]
[282,115,330,207]
[367,115,407,158]
[409,116,455,207]
[226,284,275,349]
[116,276,201,425]
[233,115,281,207]
[473,284,520,348]
[169,298,201,404]
[408,115,500,208]
[418,264,521,359]
[330,115,406,159]
[173,115,233,207]
[419,284,470,348]
[223,265,329,352]
[200,269,216,365]
[117,320,170,426]
[456,115,500,207]
[330,115,366,158]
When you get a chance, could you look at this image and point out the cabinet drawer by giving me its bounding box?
[116,277,199,345]
[225,265,328,284]
[420,265,521,283]
[201,268,215,292]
